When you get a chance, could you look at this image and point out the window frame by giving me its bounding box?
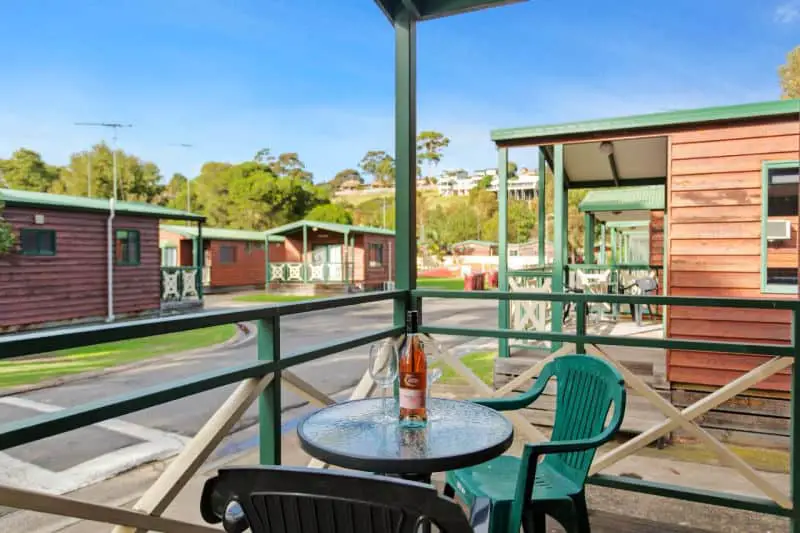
[19,228,57,256]
[219,245,237,265]
[115,229,141,266]
[760,160,800,295]
[368,242,384,268]
[161,246,178,267]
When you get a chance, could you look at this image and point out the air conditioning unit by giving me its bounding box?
[766,219,791,241]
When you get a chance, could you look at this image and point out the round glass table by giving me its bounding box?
[297,397,514,483]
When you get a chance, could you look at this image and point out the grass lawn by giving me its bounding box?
[0,324,237,389]
[434,351,496,386]
[416,277,464,291]
[233,293,320,303]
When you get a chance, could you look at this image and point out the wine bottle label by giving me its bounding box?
[399,388,425,409]
[399,372,426,409]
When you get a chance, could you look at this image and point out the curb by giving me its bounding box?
[0,322,256,398]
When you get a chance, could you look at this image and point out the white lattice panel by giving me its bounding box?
[161,270,180,300]
[509,276,551,347]
[287,263,303,281]
[270,264,286,281]
[181,270,199,299]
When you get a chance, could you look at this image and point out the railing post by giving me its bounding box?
[791,308,800,532]
[550,144,565,352]
[258,317,281,465]
[575,295,586,354]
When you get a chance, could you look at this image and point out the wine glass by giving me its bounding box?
[369,341,399,423]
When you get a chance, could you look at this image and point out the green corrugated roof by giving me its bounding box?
[492,99,800,145]
[0,189,205,222]
[160,224,285,242]
[264,220,395,237]
[579,186,665,213]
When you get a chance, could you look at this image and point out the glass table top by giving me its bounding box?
[297,397,514,475]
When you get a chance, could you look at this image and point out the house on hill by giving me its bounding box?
[0,189,204,332]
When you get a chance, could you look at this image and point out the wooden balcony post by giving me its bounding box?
[537,147,547,266]
[258,317,281,465]
[393,13,417,325]
[551,144,565,352]
[302,224,308,283]
[497,146,509,358]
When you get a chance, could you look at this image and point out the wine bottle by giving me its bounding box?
[399,310,427,427]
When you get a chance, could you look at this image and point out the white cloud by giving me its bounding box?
[775,1,800,23]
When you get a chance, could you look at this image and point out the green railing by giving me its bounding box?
[1,288,798,526]
[0,290,404,461]
[413,288,798,521]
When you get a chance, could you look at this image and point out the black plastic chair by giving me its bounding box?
[200,466,475,533]
[621,277,658,326]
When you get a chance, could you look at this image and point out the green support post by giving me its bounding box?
[583,213,594,264]
[393,14,417,325]
[302,224,308,283]
[497,147,510,358]
[537,148,547,266]
[258,317,281,465]
[600,222,606,264]
[343,231,350,284]
[264,236,271,292]
[195,221,204,299]
[610,228,617,265]
[551,144,566,352]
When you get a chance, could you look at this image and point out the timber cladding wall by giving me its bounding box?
[666,118,800,392]
[0,207,160,330]
[207,240,266,288]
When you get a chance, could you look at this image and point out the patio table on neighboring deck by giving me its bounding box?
[297,397,514,484]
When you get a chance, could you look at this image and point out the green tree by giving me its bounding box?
[0,200,14,255]
[416,130,450,178]
[779,45,800,99]
[52,143,164,202]
[306,203,354,224]
[0,148,60,192]
[330,168,363,189]
[359,150,395,185]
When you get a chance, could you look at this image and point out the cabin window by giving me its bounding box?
[761,161,800,294]
[161,247,177,267]
[19,229,56,256]
[368,243,384,267]
[115,230,140,265]
[245,242,264,254]
[220,245,237,264]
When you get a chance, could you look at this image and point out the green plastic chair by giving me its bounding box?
[444,354,626,533]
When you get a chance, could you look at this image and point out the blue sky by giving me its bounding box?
[0,0,797,182]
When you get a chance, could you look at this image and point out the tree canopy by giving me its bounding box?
[306,203,354,225]
[779,45,800,99]
[0,200,13,255]
[359,150,395,186]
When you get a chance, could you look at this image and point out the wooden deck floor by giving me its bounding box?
[580,511,712,533]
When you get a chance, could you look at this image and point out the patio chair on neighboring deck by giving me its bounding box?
[200,465,474,533]
[444,355,626,533]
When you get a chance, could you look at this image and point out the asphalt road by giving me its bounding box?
[0,297,498,495]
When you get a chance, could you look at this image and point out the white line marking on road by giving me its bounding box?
[0,396,189,495]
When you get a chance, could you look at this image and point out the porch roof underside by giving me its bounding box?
[373,0,524,22]
[492,99,800,189]
[264,220,395,238]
